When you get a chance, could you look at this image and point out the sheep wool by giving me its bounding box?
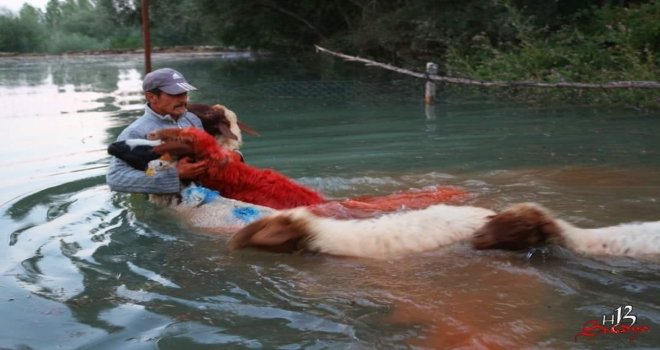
[230,204,495,259]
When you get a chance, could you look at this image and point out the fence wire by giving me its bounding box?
[222,80,422,102]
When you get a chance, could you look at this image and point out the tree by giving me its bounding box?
[0,4,46,53]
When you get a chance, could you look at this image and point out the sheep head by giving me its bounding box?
[145,153,175,176]
[149,127,233,163]
[471,203,563,251]
[187,103,259,150]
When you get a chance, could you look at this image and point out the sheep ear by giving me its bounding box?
[228,216,308,253]
[237,121,260,136]
[153,142,194,157]
[149,128,182,141]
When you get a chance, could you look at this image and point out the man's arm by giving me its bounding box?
[106,110,209,194]
[106,156,181,194]
[106,119,183,194]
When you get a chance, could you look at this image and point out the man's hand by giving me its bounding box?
[176,157,208,181]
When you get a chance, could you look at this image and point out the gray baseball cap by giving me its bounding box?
[143,68,197,95]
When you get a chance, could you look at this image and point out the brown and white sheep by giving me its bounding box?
[471,202,660,260]
[228,204,495,258]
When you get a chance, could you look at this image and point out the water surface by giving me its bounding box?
[1,53,659,349]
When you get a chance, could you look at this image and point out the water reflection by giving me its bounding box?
[0,57,145,207]
[0,55,659,349]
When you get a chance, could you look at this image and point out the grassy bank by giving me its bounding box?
[443,2,659,110]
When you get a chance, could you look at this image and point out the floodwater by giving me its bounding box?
[1,53,659,349]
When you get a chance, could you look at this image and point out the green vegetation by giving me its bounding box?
[445,1,660,109]
[0,0,658,108]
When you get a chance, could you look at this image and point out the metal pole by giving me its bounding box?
[141,0,152,74]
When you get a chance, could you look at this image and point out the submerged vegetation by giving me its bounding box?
[0,0,658,108]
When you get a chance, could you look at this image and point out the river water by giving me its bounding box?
[1,53,658,349]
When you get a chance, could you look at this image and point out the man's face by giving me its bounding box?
[146,91,188,119]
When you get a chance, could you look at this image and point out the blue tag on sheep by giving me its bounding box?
[232,206,263,223]
[181,185,221,206]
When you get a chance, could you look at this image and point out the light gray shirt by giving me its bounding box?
[106,104,204,194]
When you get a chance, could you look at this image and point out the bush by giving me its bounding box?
[108,28,142,49]
[46,32,107,54]
[445,1,660,109]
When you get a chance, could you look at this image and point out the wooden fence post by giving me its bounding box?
[141,0,152,74]
[424,62,438,105]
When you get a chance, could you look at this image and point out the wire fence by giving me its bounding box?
[222,80,422,102]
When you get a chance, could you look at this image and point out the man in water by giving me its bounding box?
[106,68,208,193]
